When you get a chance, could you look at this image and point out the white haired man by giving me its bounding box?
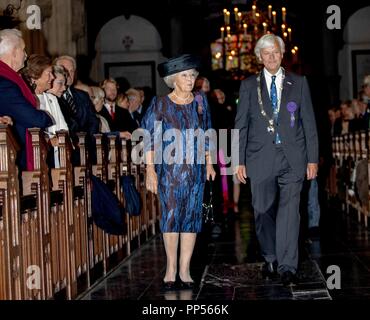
[234,34,318,286]
[54,55,99,163]
[0,29,53,170]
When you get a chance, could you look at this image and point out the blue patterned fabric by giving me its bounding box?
[271,75,281,144]
[141,91,212,233]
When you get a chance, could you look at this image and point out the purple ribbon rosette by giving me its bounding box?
[195,94,203,115]
[287,101,298,128]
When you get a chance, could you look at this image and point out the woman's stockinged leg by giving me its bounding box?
[163,233,179,282]
[179,233,197,283]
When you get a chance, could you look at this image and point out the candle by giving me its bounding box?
[281,24,286,32]
[226,11,230,25]
[283,32,288,39]
[252,5,256,19]
[226,26,231,36]
[272,11,277,24]
[238,12,242,23]
[243,23,247,36]
[287,28,292,41]
[282,7,286,23]
[234,7,239,23]
[263,22,268,34]
[268,5,272,19]
[223,9,227,25]
[220,27,225,40]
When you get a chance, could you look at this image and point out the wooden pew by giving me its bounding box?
[73,133,90,290]
[50,130,77,299]
[21,128,52,299]
[0,125,22,300]
[0,125,156,300]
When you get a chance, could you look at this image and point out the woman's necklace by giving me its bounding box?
[172,91,192,103]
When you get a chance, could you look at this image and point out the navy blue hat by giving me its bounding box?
[157,54,201,78]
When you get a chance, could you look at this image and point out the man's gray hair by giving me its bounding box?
[254,34,285,61]
[0,29,23,57]
[54,55,77,70]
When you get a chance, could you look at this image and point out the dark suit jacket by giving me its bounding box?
[98,106,115,131]
[98,106,138,133]
[116,108,139,133]
[70,87,99,137]
[58,87,99,139]
[235,71,319,182]
[0,77,53,169]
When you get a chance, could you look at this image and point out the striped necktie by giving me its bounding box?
[270,75,281,144]
[64,90,77,116]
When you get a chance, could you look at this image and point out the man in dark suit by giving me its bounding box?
[235,34,318,286]
[54,56,99,163]
[0,29,53,170]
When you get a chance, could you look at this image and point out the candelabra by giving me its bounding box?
[211,1,299,80]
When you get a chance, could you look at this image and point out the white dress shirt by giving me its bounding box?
[104,102,116,117]
[264,67,283,109]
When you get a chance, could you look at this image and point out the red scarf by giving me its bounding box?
[0,60,37,170]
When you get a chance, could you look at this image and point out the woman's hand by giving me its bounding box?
[206,164,216,181]
[49,136,59,147]
[146,166,158,195]
[0,116,13,126]
[120,131,132,140]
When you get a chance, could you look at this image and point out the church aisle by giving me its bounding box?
[79,185,370,300]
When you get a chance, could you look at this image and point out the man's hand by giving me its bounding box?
[307,163,318,180]
[235,165,247,184]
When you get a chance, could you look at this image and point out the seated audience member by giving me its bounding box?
[22,55,73,168]
[0,29,53,170]
[91,86,131,140]
[54,55,99,141]
[55,55,99,164]
[100,78,120,131]
[91,86,110,133]
[125,88,142,131]
[46,65,70,167]
[353,91,369,131]
[195,76,211,94]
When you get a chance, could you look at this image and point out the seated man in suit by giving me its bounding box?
[0,29,53,170]
[235,34,319,287]
[54,55,99,163]
[54,55,99,139]
[100,78,120,131]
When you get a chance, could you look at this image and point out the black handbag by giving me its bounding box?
[202,179,215,225]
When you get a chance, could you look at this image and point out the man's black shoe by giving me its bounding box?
[281,271,298,287]
[261,261,278,279]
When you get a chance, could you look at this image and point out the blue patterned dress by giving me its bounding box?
[141,91,212,233]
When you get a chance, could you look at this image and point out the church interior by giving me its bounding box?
[1,0,370,306]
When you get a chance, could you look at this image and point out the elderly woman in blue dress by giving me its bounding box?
[141,54,216,290]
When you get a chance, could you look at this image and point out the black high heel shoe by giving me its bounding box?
[178,279,195,290]
[161,280,177,291]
